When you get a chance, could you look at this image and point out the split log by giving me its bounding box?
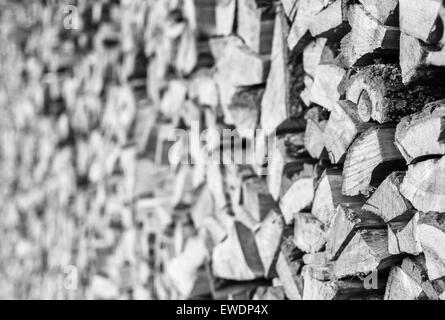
[399,0,444,44]
[333,229,403,278]
[400,156,445,212]
[303,38,336,78]
[384,266,424,300]
[208,275,271,300]
[312,168,366,228]
[215,0,237,36]
[338,5,400,68]
[362,171,414,223]
[266,127,312,201]
[213,36,270,86]
[323,100,374,164]
[395,100,445,164]
[417,212,445,281]
[225,164,256,209]
[304,107,328,159]
[275,228,304,300]
[293,212,327,253]
[237,0,276,54]
[358,0,398,25]
[399,33,445,84]
[308,0,349,39]
[242,177,278,222]
[160,80,188,121]
[388,212,422,256]
[188,69,219,109]
[191,187,216,230]
[261,7,302,134]
[287,0,328,51]
[326,204,386,261]
[279,165,318,224]
[345,64,445,124]
[308,64,346,111]
[254,209,285,278]
[342,125,405,196]
[212,220,264,281]
[167,236,211,298]
[401,255,445,299]
[253,286,286,300]
[206,164,231,213]
[228,86,263,139]
[213,36,270,124]
[302,267,384,300]
[281,0,299,20]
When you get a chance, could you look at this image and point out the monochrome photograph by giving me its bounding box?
[0,0,444,303]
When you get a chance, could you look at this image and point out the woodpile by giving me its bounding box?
[1,0,445,301]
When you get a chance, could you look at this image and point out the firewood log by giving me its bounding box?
[213,36,270,86]
[253,286,286,300]
[302,267,384,300]
[358,0,398,25]
[399,0,444,44]
[281,0,299,20]
[387,212,422,256]
[326,203,385,260]
[228,86,263,139]
[312,168,366,228]
[213,36,270,124]
[160,80,188,121]
[400,156,445,213]
[417,212,445,281]
[399,33,445,85]
[166,235,210,298]
[333,229,403,278]
[395,100,445,164]
[237,0,276,54]
[279,168,318,224]
[207,164,231,213]
[384,266,424,300]
[261,7,298,134]
[242,177,278,222]
[342,125,405,196]
[225,164,256,209]
[346,64,445,124]
[304,107,328,159]
[338,5,400,68]
[303,38,330,77]
[215,0,237,36]
[212,220,265,281]
[308,0,350,39]
[191,187,215,229]
[362,171,414,223]
[266,126,312,201]
[308,64,346,111]
[188,69,219,109]
[400,255,445,299]
[254,209,285,278]
[323,101,374,164]
[287,0,328,51]
[293,212,327,253]
[275,228,304,299]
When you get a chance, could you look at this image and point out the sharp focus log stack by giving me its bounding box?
[1,0,445,300]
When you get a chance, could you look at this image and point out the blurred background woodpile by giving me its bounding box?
[1,0,445,300]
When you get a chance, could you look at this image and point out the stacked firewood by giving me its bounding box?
[145,0,445,300]
[1,0,445,300]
